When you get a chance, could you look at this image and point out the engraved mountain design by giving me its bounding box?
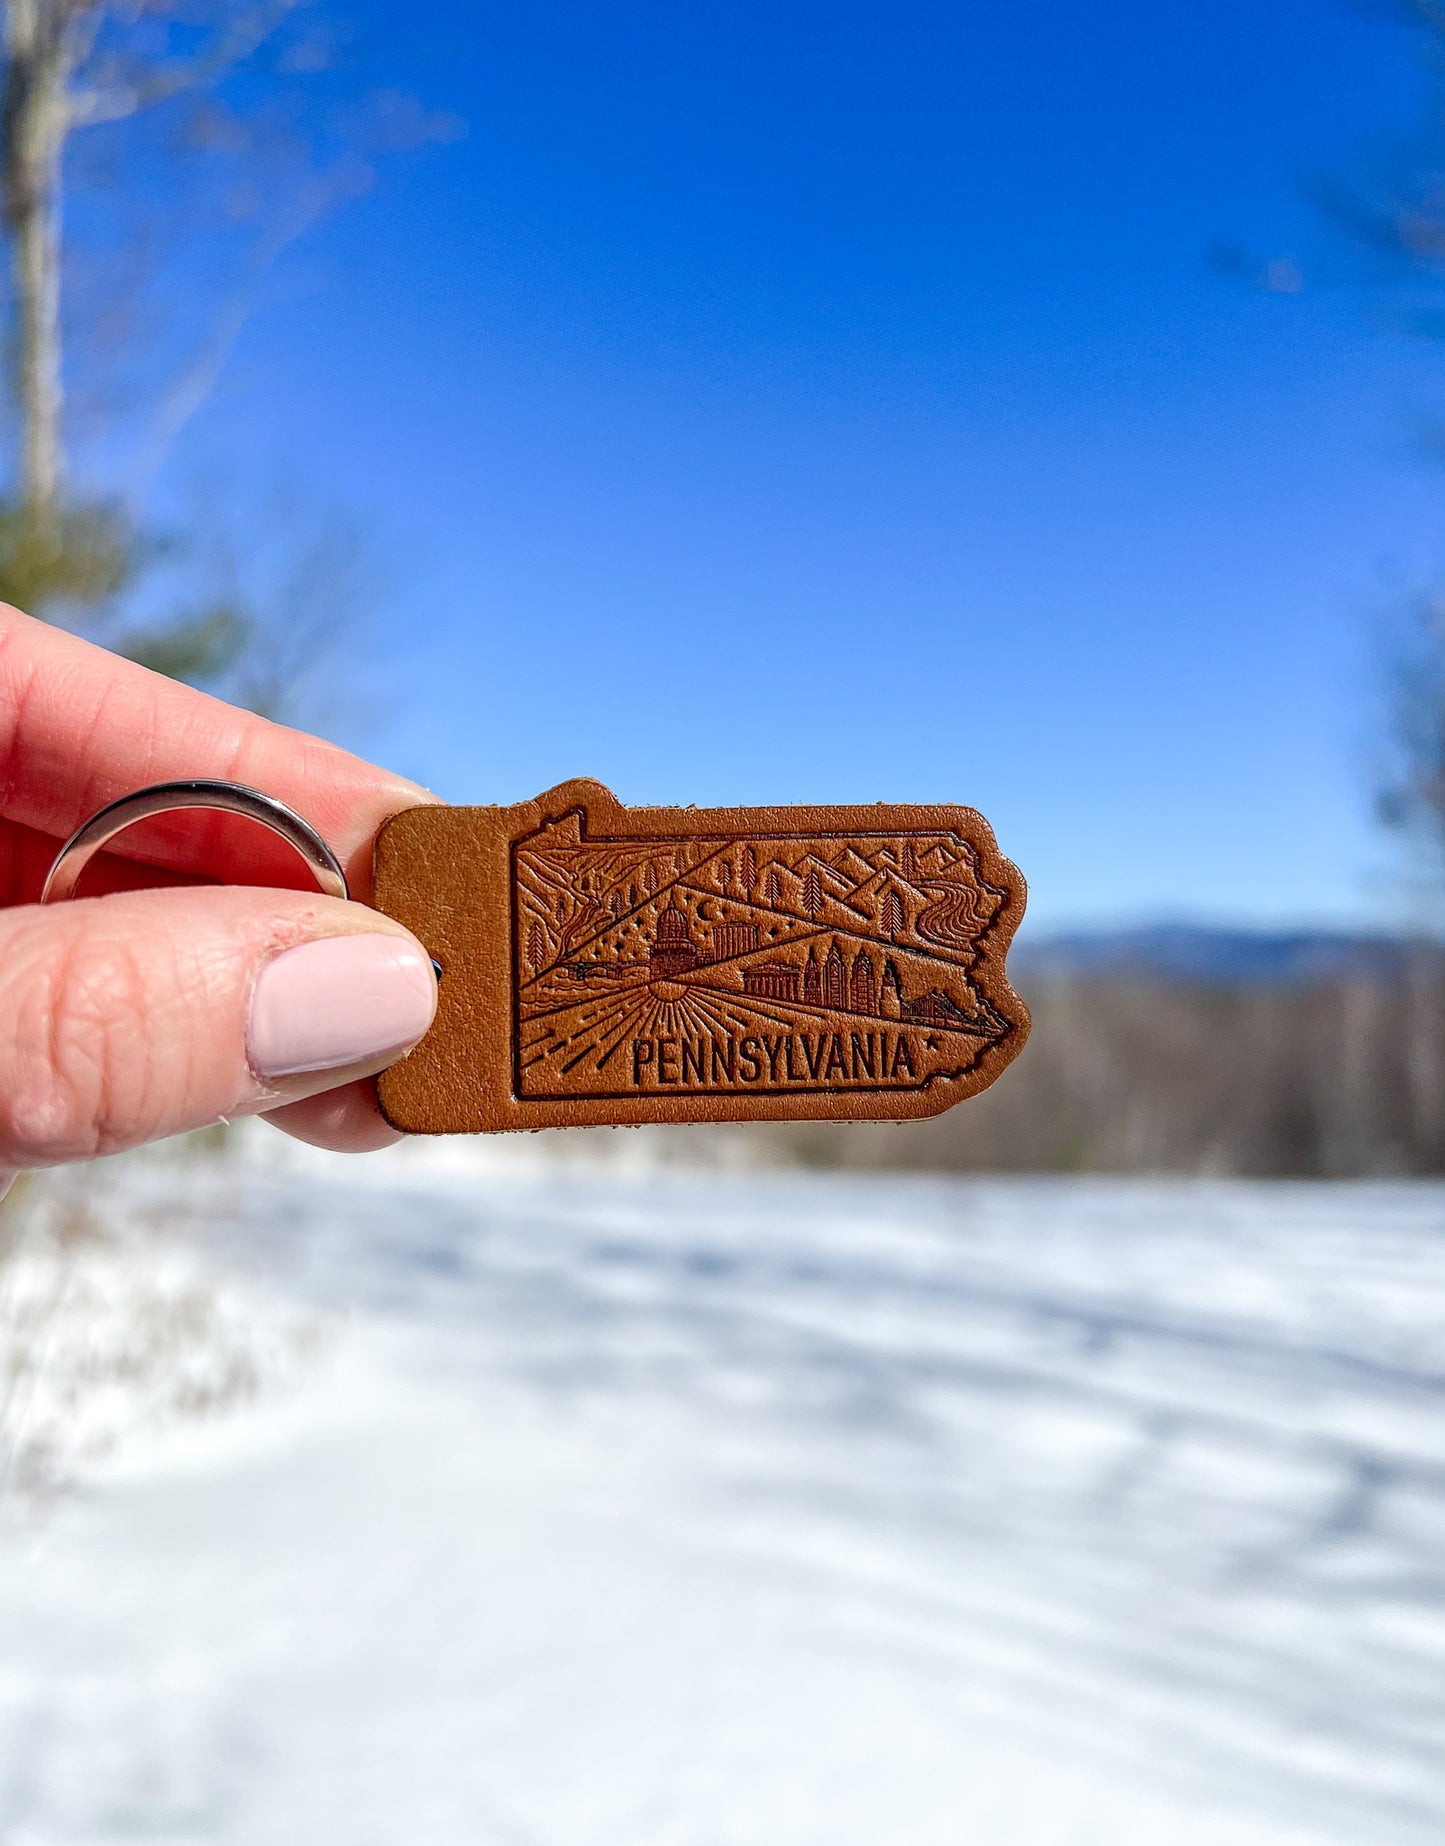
[512,804,1017,1103]
[371,781,1029,1133]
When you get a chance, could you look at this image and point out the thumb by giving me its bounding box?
[0,885,437,1174]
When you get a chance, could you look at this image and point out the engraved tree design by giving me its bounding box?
[764,866,783,907]
[802,866,823,922]
[743,845,757,889]
[881,888,904,940]
[526,919,547,973]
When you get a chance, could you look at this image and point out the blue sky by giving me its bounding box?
[153,0,1445,930]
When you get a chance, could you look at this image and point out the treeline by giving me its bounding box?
[759,951,1445,1176]
[547,951,1445,1177]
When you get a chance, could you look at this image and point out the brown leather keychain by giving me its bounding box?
[373,778,1029,1134]
[41,776,1030,1134]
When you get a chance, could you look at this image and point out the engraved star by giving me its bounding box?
[924,1034,942,1051]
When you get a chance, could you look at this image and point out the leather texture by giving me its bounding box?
[373,779,1030,1134]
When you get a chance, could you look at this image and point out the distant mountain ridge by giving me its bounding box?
[1012,923,1442,988]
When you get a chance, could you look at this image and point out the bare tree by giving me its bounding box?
[1326,9,1445,919]
[1226,3,1445,919]
[0,1,309,521]
[0,1,457,687]
[1376,590,1445,902]
[3,0,67,511]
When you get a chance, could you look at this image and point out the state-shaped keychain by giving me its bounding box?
[42,777,1031,1133]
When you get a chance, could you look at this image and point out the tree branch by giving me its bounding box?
[67,0,305,127]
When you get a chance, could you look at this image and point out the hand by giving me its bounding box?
[0,604,442,1185]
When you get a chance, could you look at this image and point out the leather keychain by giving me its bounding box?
[42,776,1030,1134]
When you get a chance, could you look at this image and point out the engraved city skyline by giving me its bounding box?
[511,805,1019,1102]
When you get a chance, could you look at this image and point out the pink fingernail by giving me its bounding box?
[247,935,437,1080]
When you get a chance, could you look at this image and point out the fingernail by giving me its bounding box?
[247,934,437,1080]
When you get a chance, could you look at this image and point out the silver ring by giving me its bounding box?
[40,779,349,906]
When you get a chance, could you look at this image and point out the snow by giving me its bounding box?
[0,1141,1443,1843]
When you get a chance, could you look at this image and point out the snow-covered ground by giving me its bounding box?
[1,1140,1443,1844]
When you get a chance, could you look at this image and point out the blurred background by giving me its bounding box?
[2,3,1445,1842]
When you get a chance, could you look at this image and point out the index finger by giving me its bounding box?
[0,604,439,899]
